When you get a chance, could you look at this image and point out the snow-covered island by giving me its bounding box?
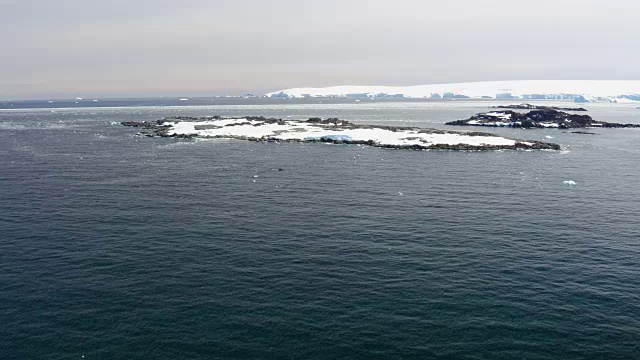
[121,116,560,151]
[446,109,640,129]
[265,80,640,103]
[490,104,588,111]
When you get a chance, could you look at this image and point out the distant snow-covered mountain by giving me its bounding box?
[265,80,640,103]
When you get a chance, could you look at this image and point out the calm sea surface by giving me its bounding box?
[1,99,640,359]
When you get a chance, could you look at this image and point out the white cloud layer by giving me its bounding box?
[1,0,639,98]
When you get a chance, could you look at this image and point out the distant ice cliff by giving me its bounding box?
[265,80,640,103]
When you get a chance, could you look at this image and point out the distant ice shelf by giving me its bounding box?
[265,80,640,103]
[121,116,560,151]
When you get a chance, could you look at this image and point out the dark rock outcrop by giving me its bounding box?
[491,104,588,111]
[569,131,599,135]
[446,109,640,129]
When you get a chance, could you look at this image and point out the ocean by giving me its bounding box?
[1,99,639,359]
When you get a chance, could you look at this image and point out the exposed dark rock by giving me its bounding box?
[120,119,166,127]
[491,104,588,111]
[194,124,222,130]
[569,131,599,135]
[446,109,640,129]
[120,120,171,136]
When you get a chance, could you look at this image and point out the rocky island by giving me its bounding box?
[446,109,640,129]
[121,116,560,151]
[490,104,588,111]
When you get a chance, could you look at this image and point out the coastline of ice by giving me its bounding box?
[266,80,640,101]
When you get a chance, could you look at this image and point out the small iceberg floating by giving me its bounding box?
[179,98,189,101]
[563,180,577,186]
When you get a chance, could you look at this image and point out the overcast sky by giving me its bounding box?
[2,0,639,99]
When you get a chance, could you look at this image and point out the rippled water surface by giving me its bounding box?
[1,100,640,359]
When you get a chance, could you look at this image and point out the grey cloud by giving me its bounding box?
[2,0,639,98]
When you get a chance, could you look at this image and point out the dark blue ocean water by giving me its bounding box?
[1,100,640,359]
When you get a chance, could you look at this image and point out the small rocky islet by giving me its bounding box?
[121,116,560,151]
[446,107,640,129]
[490,104,588,112]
